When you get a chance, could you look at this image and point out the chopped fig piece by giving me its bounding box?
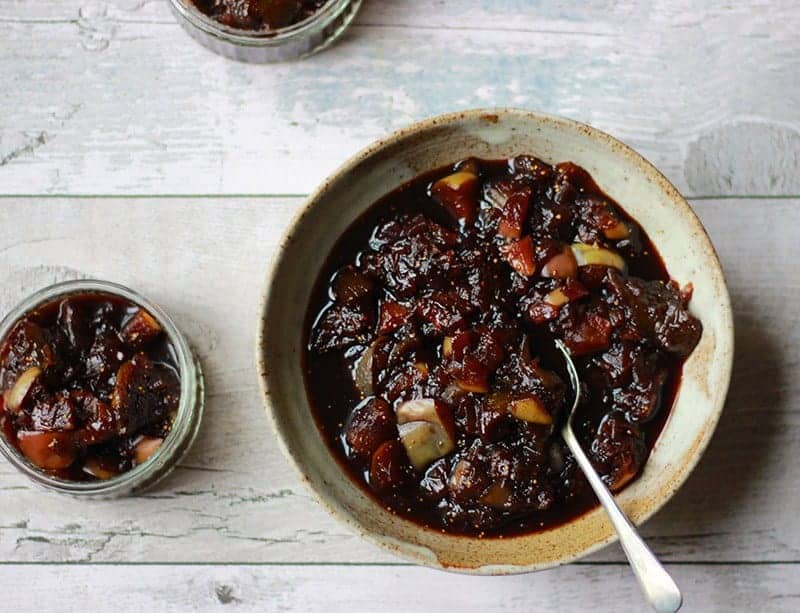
[344,397,395,458]
[417,291,471,335]
[58,299,91,351]
[2,321,56,382]
[377,301,411,335]
[509,396,552,425]
[604,220,630,240]
[112,353,180,433]
[571,243,627,272]
[369,439,410,491]
[500,236,536,277]
[333,267,375,304]
[541,245,578,278]
[431,170,479,224]
[398,420,455,471]
[17,431,76,470]
[592,411,646,491]
[31,391,78,432]
[562,312,613,356]
[121,309,163,349]
[74,392,120,444]
[4,366,42,413]
[134,436,164,464]
[497,185,532,239]
[82,457,119,480]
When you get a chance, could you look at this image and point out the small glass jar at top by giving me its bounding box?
[168,0,363,63]
[0,280,204,498]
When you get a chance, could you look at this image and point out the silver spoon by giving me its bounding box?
[554,339,683,613]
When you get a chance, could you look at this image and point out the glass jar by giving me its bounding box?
[0,280,204,498]
[168,0,363,63]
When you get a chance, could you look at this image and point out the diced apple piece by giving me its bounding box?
[3,366,42,413]
[134,436,164,464]
[121,309,162,349]
[83,457,119,480]
[352,340,378,397]
[500,236,536,277]
[541,245,578,278]
[431,170,479,224]
[17,431,76,470]
[396,399,456,470]
[398,421,455,471]
[455,378,490,393]
[603,220,630,240]
[544,287,570,307]
[396,398,449,429]
[441,336,453,358]
[414,362,429,377]
[571,243,627,272]
[509,396,552,425]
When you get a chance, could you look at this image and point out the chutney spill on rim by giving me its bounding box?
[304,156,702,536]
[191,0,329,30]
[0,293,180,481]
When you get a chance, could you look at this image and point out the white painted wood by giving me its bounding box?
[2,0,799,607]
[0,1,798,196]
[2,563,799,612]
[0,196,797,566]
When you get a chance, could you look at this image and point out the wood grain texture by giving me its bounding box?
[0,196,796,565]
[2,563,799,612]
[0,0,798,196]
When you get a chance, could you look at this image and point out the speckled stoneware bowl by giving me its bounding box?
[257,109,734,573]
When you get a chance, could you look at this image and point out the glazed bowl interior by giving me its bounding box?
[258,109,733,573]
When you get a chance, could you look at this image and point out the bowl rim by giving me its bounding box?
[255,107,734,574]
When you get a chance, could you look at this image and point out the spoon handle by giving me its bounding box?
[562,426,683,613]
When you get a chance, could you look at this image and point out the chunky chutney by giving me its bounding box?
[304,156,702,536]
[191,0,329,30]
[0,293,179,481]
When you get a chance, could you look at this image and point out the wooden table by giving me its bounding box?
[1,1,798,610]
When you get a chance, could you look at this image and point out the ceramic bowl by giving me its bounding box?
[256,109,734,573]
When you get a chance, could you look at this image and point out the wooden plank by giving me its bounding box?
[0,1,798,196]
[1,562,799,612]
[0,196,797,565]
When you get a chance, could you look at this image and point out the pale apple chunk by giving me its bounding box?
[570,243,627,272]
[4,366,42,413]
[509,396,553,425]
[397,399,456,470]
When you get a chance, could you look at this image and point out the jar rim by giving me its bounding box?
[168,0,352,45]
[0,279,202,496]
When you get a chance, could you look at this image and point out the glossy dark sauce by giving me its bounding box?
[303,157,699,536]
